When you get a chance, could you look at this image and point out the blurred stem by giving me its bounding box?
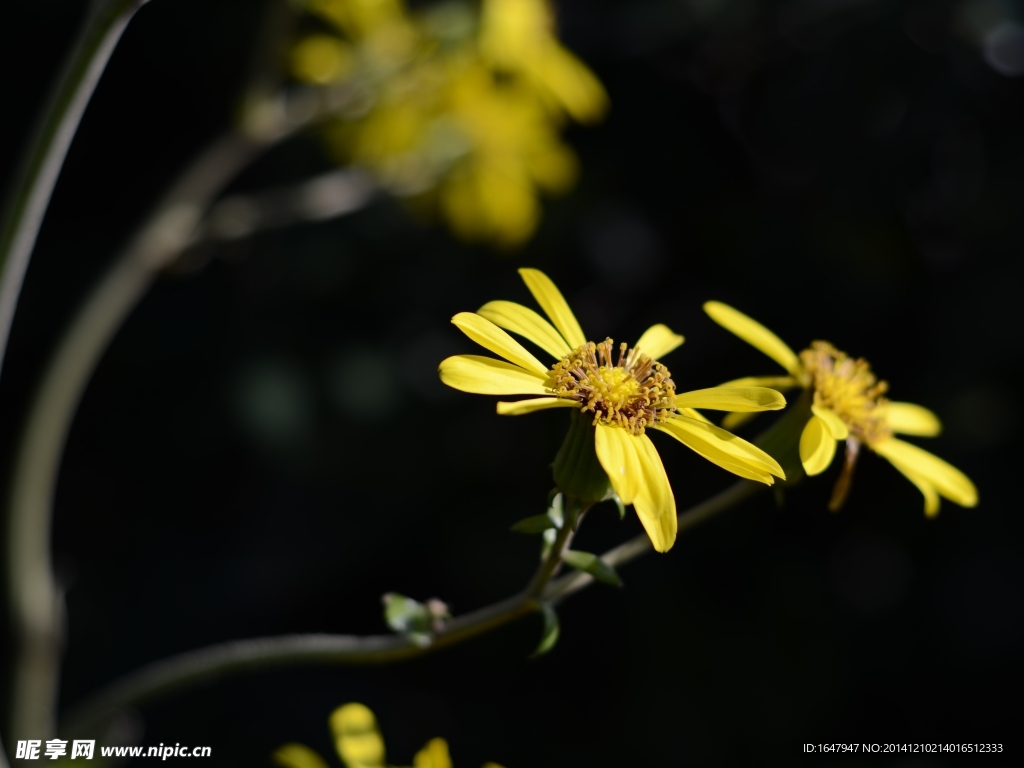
[4,89,334,743]
[61,481,762,738]
[0,0,149,380]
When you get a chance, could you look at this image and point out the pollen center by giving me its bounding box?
[800,341,891,444]
[549,338,676,435]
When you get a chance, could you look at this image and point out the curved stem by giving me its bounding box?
[5,96,332,742]
[60,481,763,739]
[0,0,149,380]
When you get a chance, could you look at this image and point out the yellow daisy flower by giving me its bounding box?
[273,702,505,768]
[703,301,978,517]
[438,269,787,553]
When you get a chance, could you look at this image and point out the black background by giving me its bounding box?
[1,0,1021,765]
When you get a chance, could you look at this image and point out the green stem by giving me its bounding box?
[60,482,762,739]
[5,94,331,744]
[0,0,149,379]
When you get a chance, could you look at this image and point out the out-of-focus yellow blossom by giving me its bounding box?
[439,270,787,553]
[273,702,505,768]
[291,0,605,247]
[704,302,978,516]
[478,0,608,123]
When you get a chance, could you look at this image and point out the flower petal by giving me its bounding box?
[679,407,712,424]
[451,312,548,376]
[330,703,385,768]
[719,376,799,390]
[674,386,786,412]
[872,437,977,508]
[594,423,641,503]
[632,433,677,553]
[518,268,587,348]
[883,401,942,437]
[272,745,331,768]
[634,324,685,360]
[656,415,785,481]
[799,416,837,476]
[811,405,849,439]
[703,301,803,377]
[412,738,452,768]
[894,464,942,517]
[721,412,758,431]
[496,397,579,416]
[477,300,571,360]
[439,355,549,395]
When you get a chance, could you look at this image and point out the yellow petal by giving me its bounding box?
[719,376,799,390]
[872,437,977,508]
[679,407,712,424]
[413,738,452,768]
[496,397,579,416]
[273,744,332,768]
[883,401,942,437]
[721,411,758,431]
[594,423,641,503]
[439,355,549,396]
[656,415,785,481]
[477,300,571,360]
[674,386,786,412]
[451,312,548,376]
[632,433,677,552]
[799,416,837,476]
[703,302,802,377]
[518,268,587,348]
[634,324,685,360]
[894,464,942,517]
[330,703,385,768]
[811,405,849,439]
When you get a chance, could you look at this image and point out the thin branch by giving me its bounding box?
[4,87,344,742]
[0,0,149,380]
[60,481,763,739]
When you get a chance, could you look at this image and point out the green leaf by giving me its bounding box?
[561,550,623,587]
[382,593,431,635]
[511,514,558,534]
[547,492,565,528]
[611,493,626,520]
[530,603,560,657]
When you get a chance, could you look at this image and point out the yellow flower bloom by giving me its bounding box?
[291,0,606,247]
[703,301,978,517]
[439,270,787,553]
[273,702,505,768]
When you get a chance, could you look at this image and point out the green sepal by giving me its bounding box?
[561,550,623,587]
[552,409,613,505]
[611,493,626,520]
[511,515,558,534]
[530,603,561,657]
[382,593,431,636]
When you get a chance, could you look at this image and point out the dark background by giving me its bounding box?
[1,0,1021,765]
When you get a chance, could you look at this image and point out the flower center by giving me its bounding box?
[800,341,891,444]
[549,338,676,435]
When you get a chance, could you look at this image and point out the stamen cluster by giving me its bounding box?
[549,339,677,435]
[800,341,892,444]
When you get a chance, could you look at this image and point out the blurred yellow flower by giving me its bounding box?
[290,0,606,247]
[273,702,505,768]
[704,301,979,516]
[439,270,787,553]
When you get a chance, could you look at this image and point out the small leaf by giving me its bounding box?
[546,492,565,528]
[611,493,626,520]
[561,550,623,587]
[511,514,558,534]
[540,527,557,560]
[530,603,560,657]
[382,593,431,635]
